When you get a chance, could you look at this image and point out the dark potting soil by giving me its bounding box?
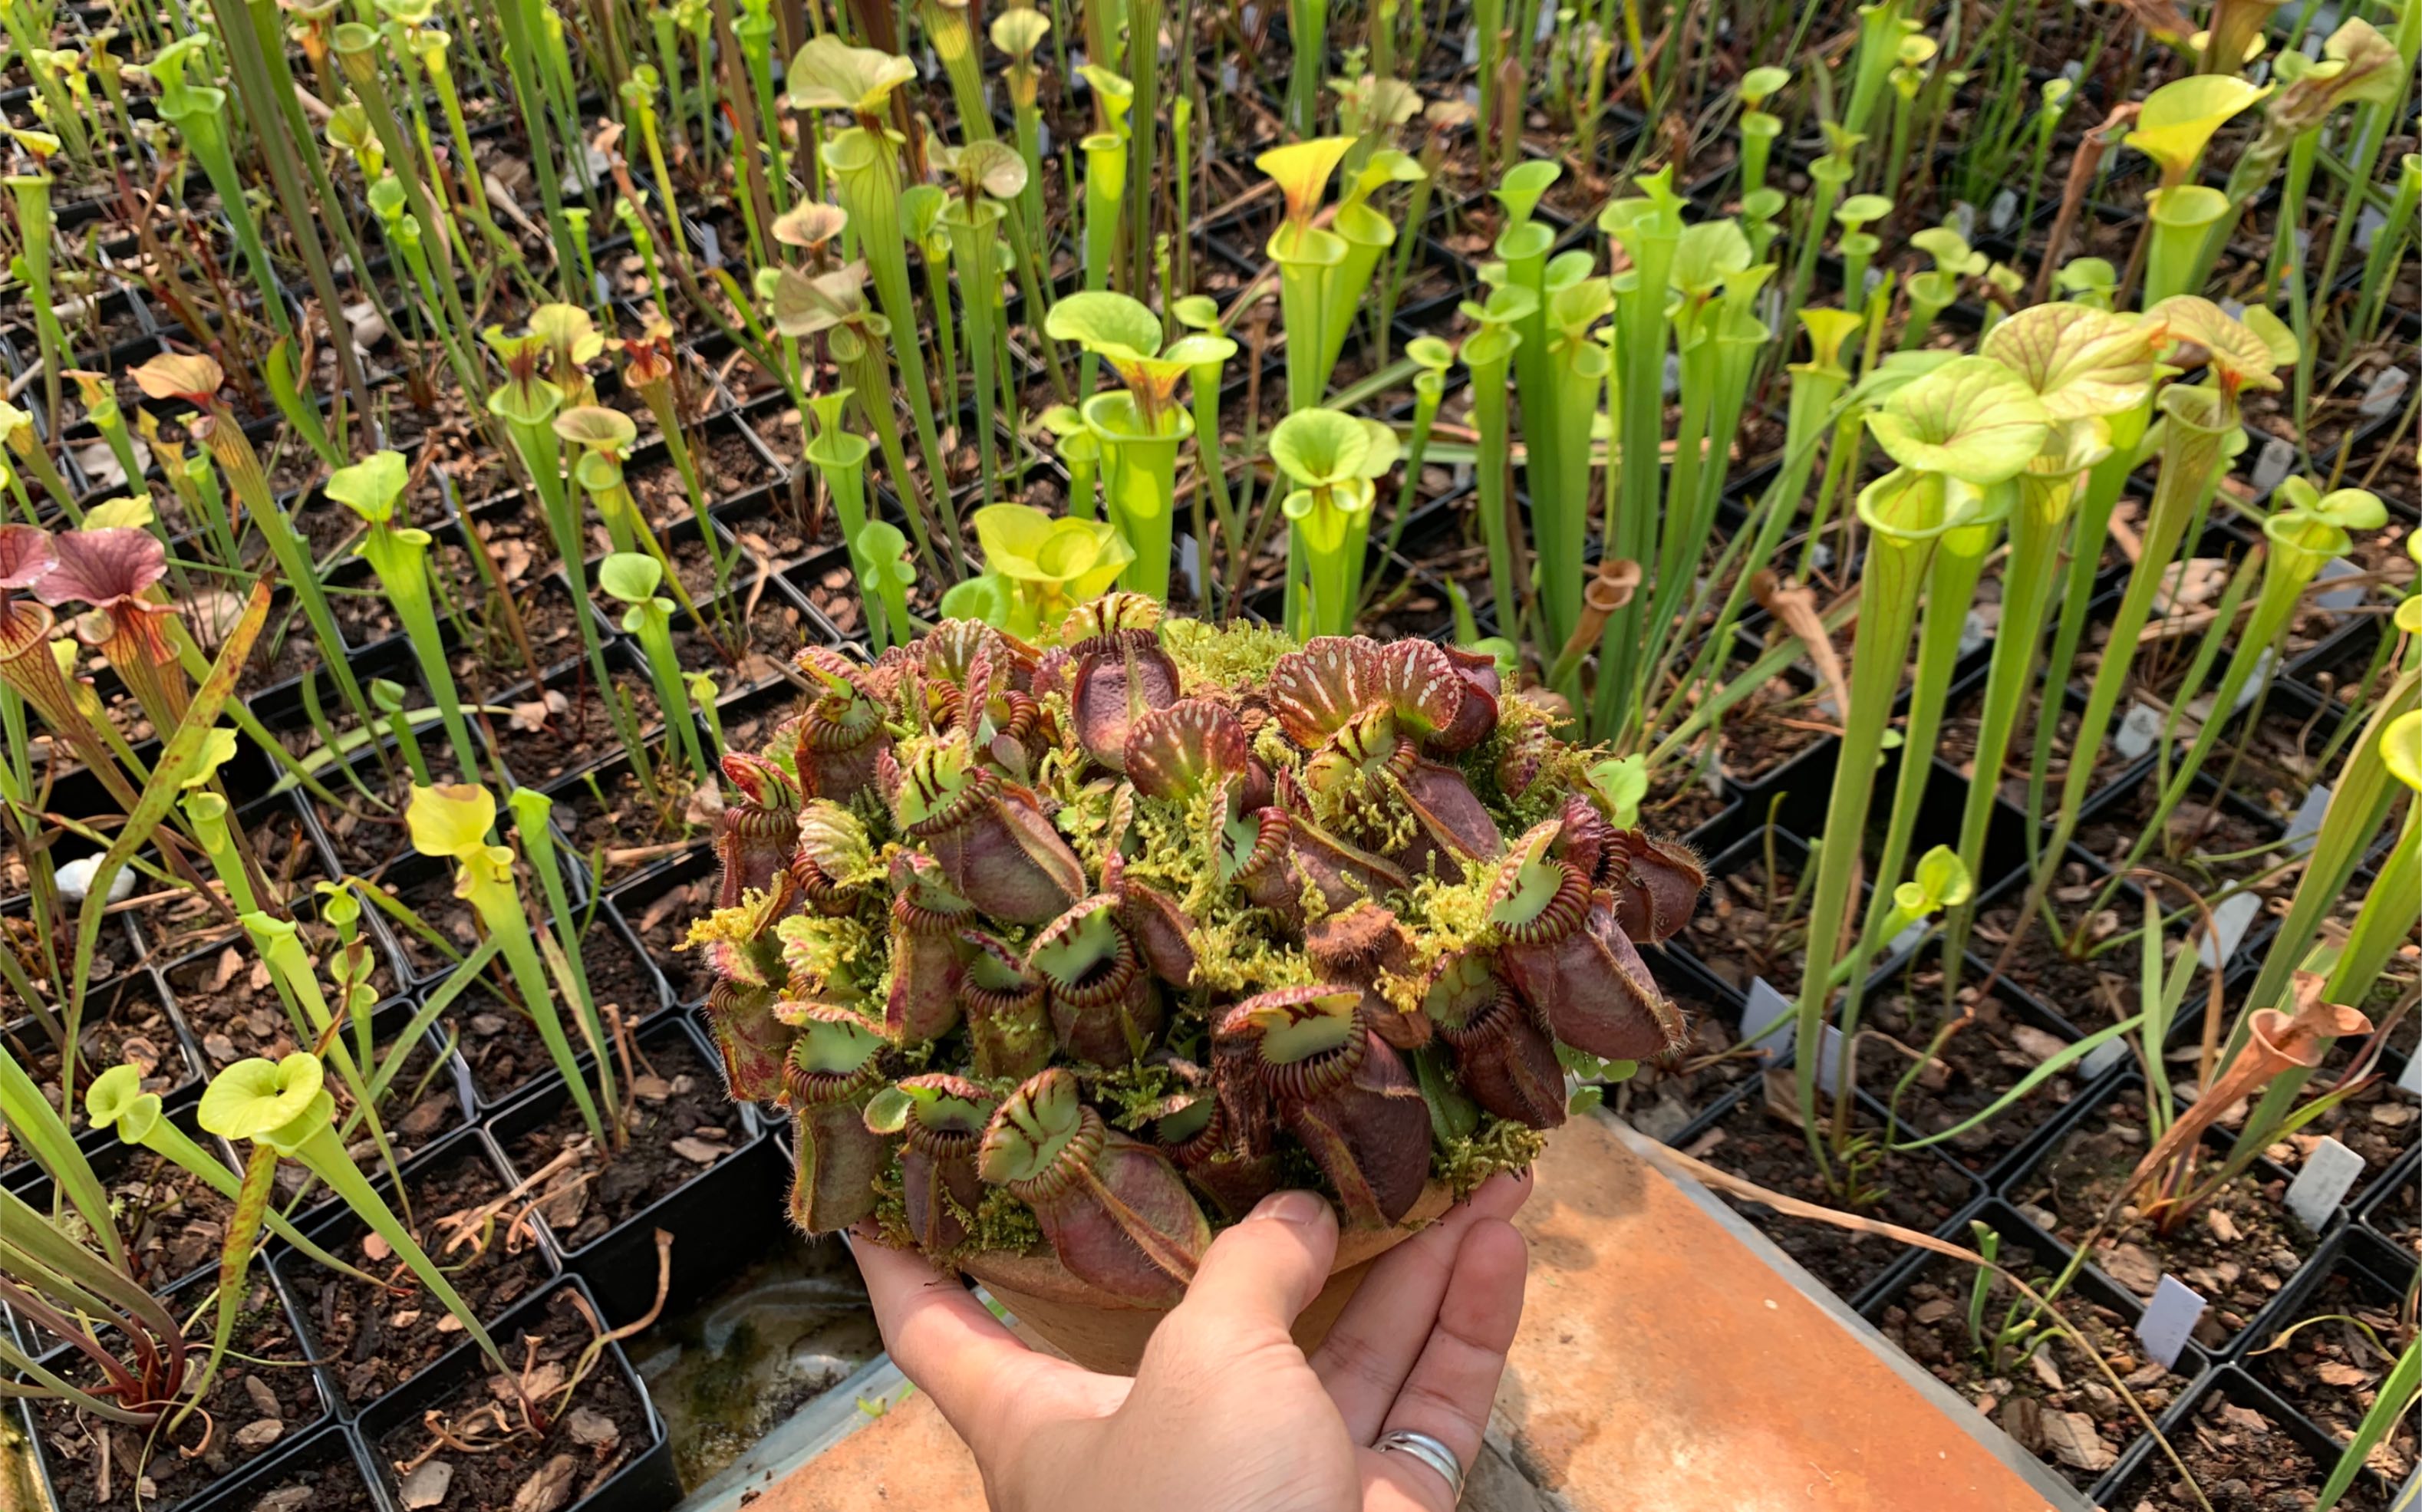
[667,588,816,695]
[489,665,672,787]
[2246,1266,2420,1492]
[1686,1082,1972,1298]
[1938,687,2135,811]
[551,739,705,880]
[101,1151,236,1296]
[1875,1251,2190,1489]
[446,991,562,1108]
[0,976,186,1150]
[2012,1095,2315,1350]
[2078,782,2283,904]
[2111,1388,2391,1512]
[2269,1069,2419,1214]
[370,1286,651,1512]
[214,1432,381,1512]
[618,871,718,1006]
[1856,968,2087,1178]
[31,1276,321,1512]
[510,1036,738,1250]
[1639,759,1731,842]
[1678,850,1811,993]
[1715,672,1830,787]
[296,1145,553,1408]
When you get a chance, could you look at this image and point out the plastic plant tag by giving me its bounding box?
[1959,610,1992,658]
[1989,190,2017,231]
[1178,533,1202,599]
[699,222,723,269]
[2081,1039,2131,1078]
[2358,365,2409,417]
[2283,784,2332,857]
[2252,436,2298,495]
[2313,558,2368,610]
[2397,1052,2422,1097]
[2196,891,2264,969]
[2282,1135,2364,1230]
[2135,1274,2207,1369]
[1814,1025,1845,1095]
[1742,977,1796,1061]
[1950,202,1977,242]
[2114,701,2166,760]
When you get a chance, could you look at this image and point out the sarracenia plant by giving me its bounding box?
[1259,137,1425,407]
[792,37,961,576]
[407,783,615,1143]
[327,451,482,780]
[939,502,1135,638]
[1044,292,1234,604]
[1271,407,1399,638]
[601,552,716,788]
[197,1052,519,1391]
[1793,355,2049,1183]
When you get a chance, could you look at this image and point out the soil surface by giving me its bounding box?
[1876,1250,2190,1490]
[290,1141,554,1408]
[1686,1079,1973,1299]
[2012,1094,2316,1352]
[1857,957,2088,1178]
[31,1275,322,1512]
[506,1033,740,1252]
[369,1286,653,1512]
[2104,1387,2393,1512]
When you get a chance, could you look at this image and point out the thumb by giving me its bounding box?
[1162,1189,1340,1345]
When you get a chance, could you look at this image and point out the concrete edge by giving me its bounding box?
[670,1355,914,1512]
[1602,1110,2096,1512]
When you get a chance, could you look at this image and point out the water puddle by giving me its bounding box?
[626,1229,883,1494]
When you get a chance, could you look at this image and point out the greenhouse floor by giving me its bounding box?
[730,1113,2084,1512]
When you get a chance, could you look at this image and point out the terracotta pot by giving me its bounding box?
[960,1182,1456,1375]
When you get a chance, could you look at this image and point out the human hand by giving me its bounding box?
[852,1170,1533,1512]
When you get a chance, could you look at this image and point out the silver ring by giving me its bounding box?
[1375,1428,1465,1503]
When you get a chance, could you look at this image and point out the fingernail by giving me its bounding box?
[1249,1190,1329,1227]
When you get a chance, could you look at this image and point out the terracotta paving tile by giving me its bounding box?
[750,1112,2074,1512]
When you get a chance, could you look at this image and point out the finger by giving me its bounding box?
[847,1233,1072,1460]
[1363,1219,1527,1512]
[1152,1189,1340,1359]
[1313,1169,1534,1440]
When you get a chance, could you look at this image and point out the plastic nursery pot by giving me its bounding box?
[606,847,721,1009]
[2353,1145,2420,1270]
[150,893,414,1053]
[0,967,202,1183]
[354,1275,679,1512]
[489,1014,779,1327]
[1854,940,2105,1188]
[2095,1365,2397,1512]
[1857,1196,2213,1494]
[362,848,593,988]
[489,637,680,793]
[2000,1073,2317,1357]
[16,1266,337,1512]
[959,1181,1461,1376]
[269,1125,561,1413]
[1668,825,1928,997]
[173,1424,386,1512]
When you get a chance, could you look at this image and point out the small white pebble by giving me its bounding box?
[54,856,133,904]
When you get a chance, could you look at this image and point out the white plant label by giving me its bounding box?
[2196,891,2263,969]
[1959,610,1992,658]
[1742,977,1796,1060]
[2314,557,2368,611]
[2114,701,2166,760]
[2397,1052,2422,1097]
[2358,365,2410,417]
[2283,1136,2365,1230]
[2283,784,2331,858]
[2136,1274,2208,1369]
[2081,1039,2131,1079]
[2252,435,2298,495]
[1741,979,1842,1092]
[1988,189,2018,232]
